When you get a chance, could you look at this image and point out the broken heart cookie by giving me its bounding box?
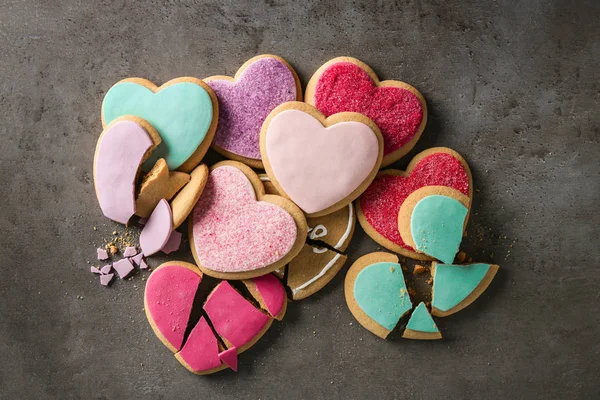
[102,77,218,172]
[305,57,427,166]
[261,101,383,217]
[145,262,288,374]
[287,244,348,300]
[402,302,442,340]
[205,54,301,168]
[357,147,472,260]
[93,116,161,224]
[260,174,355,299]
[345,252,412,339]
[189,161,307,280]
[398,186,470,264]
[431,262,499,317]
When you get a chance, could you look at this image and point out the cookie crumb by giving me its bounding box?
[390,266,395,273]
[455,251,467,263]
[407,287,417,297]
[426,277,433,285]
[413,265,427,275]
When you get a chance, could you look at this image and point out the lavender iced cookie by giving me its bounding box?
[205,55,302,168]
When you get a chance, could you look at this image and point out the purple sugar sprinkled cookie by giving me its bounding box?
[206,56,300,165]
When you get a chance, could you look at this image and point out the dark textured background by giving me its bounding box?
[1,1,598,399]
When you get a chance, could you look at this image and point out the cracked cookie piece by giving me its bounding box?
[345,252,412,339]
[402,302,441,340]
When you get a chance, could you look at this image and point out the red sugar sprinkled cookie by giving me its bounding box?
[357,147,472,260]
[305,57,427,166]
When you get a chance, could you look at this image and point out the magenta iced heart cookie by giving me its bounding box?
[188,161,307,280]
[260,102,384,218]
[145,261,288,375]
[205,55,301,169]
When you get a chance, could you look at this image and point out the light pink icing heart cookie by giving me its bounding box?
[93,116,160,224]
[260,102,383,218]
[189,161,307,280]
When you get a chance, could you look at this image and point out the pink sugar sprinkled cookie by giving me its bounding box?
[189,161,307,280]
[205,55,301,168]
[305,57,427,167]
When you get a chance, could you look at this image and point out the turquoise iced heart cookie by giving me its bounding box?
[102,77,218,172]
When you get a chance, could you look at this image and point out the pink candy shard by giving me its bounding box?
[252,274,286,317]
[145,265,202,352]
[176,317,222,373]
[131,252,144,267]
[100,273,114,286]
[140,199,173,256]
[139,259,149,270]
[123,246,138,257]
[97,248,109,260]
[94,120,154,224]
[203,281,270,349]
[218,347,238,372]
[113,258,134,279]
[100,264,112,274]
[161,230,182,254]
[90,266,101,274]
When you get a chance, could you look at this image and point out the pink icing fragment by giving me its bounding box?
[139,259,149,270]
[145,265,202,351]
[191,166,297,273]
[207,57,297,159]
[100,273,114,286]
[252,274,285,317]
[94,120,154,224]
[177,317,222,373]
[139,199,173,256]
[161,230,182,254]
[101,264,112,274]
[97,248,109,260]
[131,252,144,267]
[123,246,138,257]
[203,281,270,348]
[113,258,134,279]
[218,347,238,372]
[90,266,101,274]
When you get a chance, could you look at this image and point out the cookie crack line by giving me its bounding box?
[305,237,347,256]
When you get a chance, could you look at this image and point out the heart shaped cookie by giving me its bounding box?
[261,102,383,217]
[145,261,288,374]
[398,186,470,263]
[305,57,427,166]
[189,161,307,279]
[102,77,218,172]
[357,147,472,260]
[93,116,160,224]
[205,54,301,168]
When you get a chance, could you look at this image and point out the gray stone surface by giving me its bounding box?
[0,0,598,398]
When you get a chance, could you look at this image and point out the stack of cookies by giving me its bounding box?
[92,55,498,374]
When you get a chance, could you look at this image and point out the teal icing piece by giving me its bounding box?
[410,195,468,264]
[353,262,412,331]
[432,263,491,312]
[406,302,438,333]
[102,81,213,171]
